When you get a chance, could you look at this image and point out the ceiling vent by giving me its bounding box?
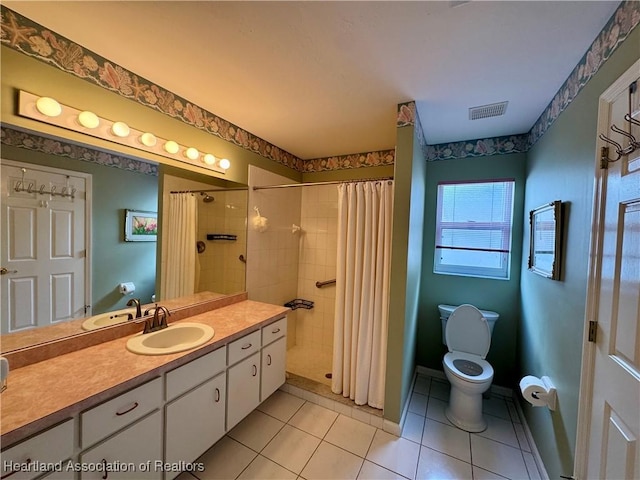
[469,101,508,120]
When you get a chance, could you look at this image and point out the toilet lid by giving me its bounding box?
[445,304,491,358]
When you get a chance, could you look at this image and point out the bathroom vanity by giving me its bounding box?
[0,299,288,480]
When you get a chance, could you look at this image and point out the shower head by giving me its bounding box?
[200,192,215,203]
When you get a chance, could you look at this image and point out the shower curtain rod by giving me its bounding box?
[170,187,248,194]
[252,176,393,190]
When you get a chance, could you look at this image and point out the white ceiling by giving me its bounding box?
[5,1,621,160]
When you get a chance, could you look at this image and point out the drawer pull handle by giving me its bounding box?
[272,328,281,334]
[1,458,30,479]
[267,354,272,366]
[102,459,108,479]
[115,401,139,416]
[241,343,252,350]
[252,364,257,376]
[215,388,220,403]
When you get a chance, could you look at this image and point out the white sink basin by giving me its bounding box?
[82,308,137,331]
[126,322,214,355]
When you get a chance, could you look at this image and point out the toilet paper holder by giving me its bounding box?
[520,375,557,411]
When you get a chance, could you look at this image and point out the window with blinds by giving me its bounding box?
[434,179,515,279]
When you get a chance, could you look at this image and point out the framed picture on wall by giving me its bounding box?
[528,200,562,280]
[125,209,158,242]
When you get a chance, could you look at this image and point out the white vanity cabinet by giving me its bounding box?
[261,317,287,401]
[0,419,74,480]
[78,378,163,480]
[226,328,262,429]
[2,314,288,480]
[164,347,226,478]
[78,411,162,480]
[80,377,163,449]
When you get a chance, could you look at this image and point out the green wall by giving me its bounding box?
[519,26,639,480]
[384,123,426,423]
[417,153,526,387]
[1,144,158,313]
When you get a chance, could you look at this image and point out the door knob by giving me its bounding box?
[0,267,18,275]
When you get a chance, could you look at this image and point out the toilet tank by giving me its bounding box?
[438,304,499,346]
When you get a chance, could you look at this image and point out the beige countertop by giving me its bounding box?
[0,300,289,448]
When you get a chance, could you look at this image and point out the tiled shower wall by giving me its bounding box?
[247,166,301,348]
[295,185,339,356]
[197,190,247,295]
[161,174,248,297]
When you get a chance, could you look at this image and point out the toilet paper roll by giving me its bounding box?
[519,375,549,407]
[119,282,136,295]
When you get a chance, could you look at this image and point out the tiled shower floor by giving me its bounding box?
[286,345,333,387]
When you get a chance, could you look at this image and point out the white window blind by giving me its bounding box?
[434,179,515,279]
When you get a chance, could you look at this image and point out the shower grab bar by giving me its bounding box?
[316,279,336,288]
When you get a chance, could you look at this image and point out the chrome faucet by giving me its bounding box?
[126,298,142,319]
[142,304,171,334]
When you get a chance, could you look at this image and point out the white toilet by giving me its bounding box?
[441,304,496,432]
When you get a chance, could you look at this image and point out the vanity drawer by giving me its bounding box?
[166,346,226,401]
[262,316,287,346]
[1,419,74,480]
[227,330,260,366]
[81,377,162,448]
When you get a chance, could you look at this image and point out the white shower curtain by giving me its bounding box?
[160,193,199,300]
[332,181,393,409]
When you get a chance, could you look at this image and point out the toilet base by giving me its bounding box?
[445,385,488,433]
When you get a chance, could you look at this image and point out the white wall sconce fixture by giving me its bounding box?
[18,90,230,175]
[163,140,180,154]
[185,147,200,160]
[139,132,157,147]
[218,158,231,170]
[77,111,100,129]
[111,121,130,138]
[35,97,62,117]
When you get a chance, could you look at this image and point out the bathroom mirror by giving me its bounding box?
[0,130,248,353]
[528,200,562,280]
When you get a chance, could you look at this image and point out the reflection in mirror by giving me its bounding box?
[0,128,247,353]
[528,200,562,280]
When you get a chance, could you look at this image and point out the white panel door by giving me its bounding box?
[577,62,640,479]
[1,160,89,333]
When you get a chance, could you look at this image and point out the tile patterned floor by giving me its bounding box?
[180,374,542,480]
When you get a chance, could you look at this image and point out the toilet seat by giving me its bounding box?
[444,351,493,383]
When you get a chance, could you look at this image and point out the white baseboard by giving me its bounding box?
[382,370,419,436]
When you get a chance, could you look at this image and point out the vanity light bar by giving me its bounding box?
[17,91,230,174]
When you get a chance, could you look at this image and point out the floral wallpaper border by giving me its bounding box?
[1,125,159,176]
[302,149,396,172]
[2,2,638,168]
[528,0,639,146]
[0,6,302,172]
[400,0,639,161]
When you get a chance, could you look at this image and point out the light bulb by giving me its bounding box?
[164,140,180,154]
[111,121,130,137]
[140,132,157,147]
[36,97,62,117]
[185,147,199,160]
[218,158,231,170]
[77,111,100,129]
[203,154,216,165]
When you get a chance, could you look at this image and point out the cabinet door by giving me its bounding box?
[165,372,226,476]
[226,352,260,430]
[79,411,162,480]
[0,419,74,480]
[261,336,286,401]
